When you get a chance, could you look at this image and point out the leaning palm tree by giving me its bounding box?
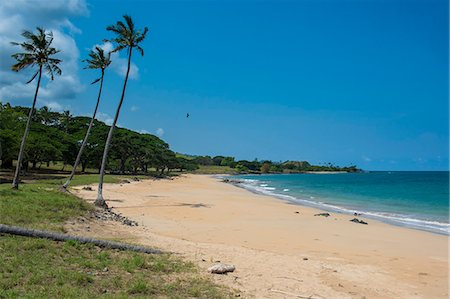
[10,27,61,189]
[95,15,148,207]
[61,47,111,191]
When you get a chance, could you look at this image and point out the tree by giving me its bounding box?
[260,162,270,173]
[62,47,111,190]
[95,15,148,207]
[10,27,61,189]
[0,103,23,168]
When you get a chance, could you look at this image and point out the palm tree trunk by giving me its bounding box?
[62,71,105,190]
[0,224,161,254]
[11,66,42,189]
[95,48,133,207]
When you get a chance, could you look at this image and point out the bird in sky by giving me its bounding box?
[186,113,190,118]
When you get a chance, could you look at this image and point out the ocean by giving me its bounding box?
[230,171,449,235]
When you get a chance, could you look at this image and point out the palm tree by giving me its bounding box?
[10,27,61,189]
[95,15,148,207]
[61,47,111,191]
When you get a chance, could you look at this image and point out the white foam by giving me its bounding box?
[235,179,450,235]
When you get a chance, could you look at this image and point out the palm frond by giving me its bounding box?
[11,27,62,80]
[136,45,144,57]
[135,27,149,44]
[106,15,147,61]
[91,77,101,85]
[51,64,62,76]
[111,44,126,53]
[26,70,39,84]
[123,15,134,32]
[44,63,54,80]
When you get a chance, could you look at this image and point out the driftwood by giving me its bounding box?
[0,224,161,254]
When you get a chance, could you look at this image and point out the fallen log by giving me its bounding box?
[0,224,162,254]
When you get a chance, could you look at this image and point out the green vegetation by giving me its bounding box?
[10,27,62,189]
[0,236,230,298]
[194,165,238,175]
[95,15,149,207]
[0,103,359,177]
[62,46,111,190]
[0,178,234,298]
[0,103,191,176]
[189,155,360,174]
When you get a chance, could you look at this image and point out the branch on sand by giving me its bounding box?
[0,224,161,254]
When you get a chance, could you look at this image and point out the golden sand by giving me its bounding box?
[72,174,448,298]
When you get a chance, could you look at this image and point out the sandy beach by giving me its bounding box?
[72,174,448,298]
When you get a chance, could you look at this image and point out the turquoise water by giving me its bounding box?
[231,172,449,235]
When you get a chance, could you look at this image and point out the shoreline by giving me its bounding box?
[73,174,449,298]
[225,173,449,236]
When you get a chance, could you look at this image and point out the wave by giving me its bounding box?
[234,178,450,235]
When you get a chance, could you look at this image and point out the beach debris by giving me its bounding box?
[132,177,140,181]
[350,218,368,225]
[221,178,243,185]
[303,257,309,260]
[90,207,139,226]
[314,213,330,217]
[354,212,361,216]
[0,224,161,254]
[295,211,300,214]
[120,179,131,184]
[208,263,236,274]
[82,186,93,191]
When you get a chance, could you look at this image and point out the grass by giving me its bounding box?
[0,236,231,298]
[193,165,238,175]
[0,183,91,232]
[0,176,235,298]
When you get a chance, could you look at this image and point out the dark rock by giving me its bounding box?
[295,211,300,214]
[82,186,93,191]
[89,207,138,226]
[314,213,330,217]
[350,218,368,225]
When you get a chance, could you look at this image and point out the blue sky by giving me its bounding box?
[0,0,448,170]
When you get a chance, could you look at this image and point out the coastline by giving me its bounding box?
[73,174,448,298]
[228,172,449,236]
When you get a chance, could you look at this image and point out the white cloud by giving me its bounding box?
[97,112,113,126]
[139,129,149,134]
[130,105,139,112]
[156,128,164,137]
[95,42,139,80]
[0,0,87,106]
[41,100,65,112]
[362,155,372,162]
